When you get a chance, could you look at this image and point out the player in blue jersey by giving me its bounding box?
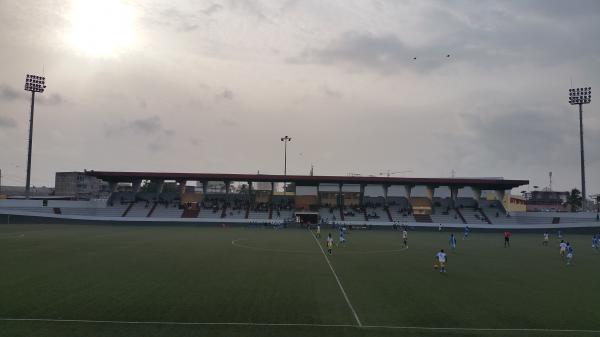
[463,226,470,240]
[339,227,346,247]
[449,233,457,250]
[566,242,574,265]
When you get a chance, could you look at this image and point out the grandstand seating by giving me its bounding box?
[342,205,365,221]
[319,207,338,223]
[459,208,488,224]
[125,202,152,217]
[0,206,54,214]
[151,203,183,218]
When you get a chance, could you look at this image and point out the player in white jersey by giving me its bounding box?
[316,224,321,238]
[435,249,447,273]
[559,240,567,257]
[402,229,408,248]
[543,232,549,246]
[326,233,334,255]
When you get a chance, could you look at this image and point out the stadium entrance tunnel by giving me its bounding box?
[295,212,319,225]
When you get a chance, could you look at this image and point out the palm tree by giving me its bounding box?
[564,188,583,212]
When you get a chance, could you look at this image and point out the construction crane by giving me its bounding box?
[379,170,412,177]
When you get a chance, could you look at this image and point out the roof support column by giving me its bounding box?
[338,183,343,208]
[471,187,481,207]
[248,181,253,204]
[178,180,187,199]
[202,181,207,195]
[359,184,365,207]
[383,184,389,206]
[495,190,506,211]
[425,185,436,202]
[317,184,322,206]
[404,185,413,199]
[450,186,458,209]
[225,181,231,201]
[153,180,164,194]
[132,179,142,193]
[109,182,118,193]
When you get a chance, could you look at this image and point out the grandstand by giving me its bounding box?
[1,171,599,228]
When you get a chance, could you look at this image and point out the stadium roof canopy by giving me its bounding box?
[86,171,528,190]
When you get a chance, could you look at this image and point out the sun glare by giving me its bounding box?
[67,0,137,57]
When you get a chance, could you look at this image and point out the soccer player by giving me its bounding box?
[326,233,334,255]
[543,232,549,246]
[402,228,408,248]
[557,230,563,239]
[503,231,511,248]
[566,242,574,265]
[316,224,321,238]
[559,240,567,257]
[435,249,447,273]
[438,224,443,232]
[449,233,457,250]
[463,226,470,240]
[339,227,346,247]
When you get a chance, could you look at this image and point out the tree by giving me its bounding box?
[564,188,582,212]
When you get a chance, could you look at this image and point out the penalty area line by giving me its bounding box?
[1,318,599,334]
[310,231,362,327]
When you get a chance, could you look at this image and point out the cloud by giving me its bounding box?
[455,104,600,167]
[202,4,223,16]
[290,2,600,74]
[0,84,64,105]
[0,115,17,128]
[290,31,451,74]
[0,84,21,101]
[105,116,175,152]
[322,85,342,99]
[218,118,238,127]
[37,93,64,106]
[214,89,235,101]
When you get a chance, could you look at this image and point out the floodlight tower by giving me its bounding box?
[23,74,46,199]
[281,136,291,194]
[569,87,591,209]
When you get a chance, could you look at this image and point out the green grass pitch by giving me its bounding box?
[0,223,599,337]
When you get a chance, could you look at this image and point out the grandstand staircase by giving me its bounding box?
[181,208,199,218]
[478,209,492,224]
[454,208,467,224]
[147,202,158,217]
[385,207,393,222]
[413,214,432,223]
[122,202,135,217]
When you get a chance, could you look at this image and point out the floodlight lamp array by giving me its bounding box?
[569,87,591,105]
[24,74,46,93]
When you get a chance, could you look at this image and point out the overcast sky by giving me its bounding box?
[0,0,599,195]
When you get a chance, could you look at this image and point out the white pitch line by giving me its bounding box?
[1,318,600,334]
[310,232,362,327]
